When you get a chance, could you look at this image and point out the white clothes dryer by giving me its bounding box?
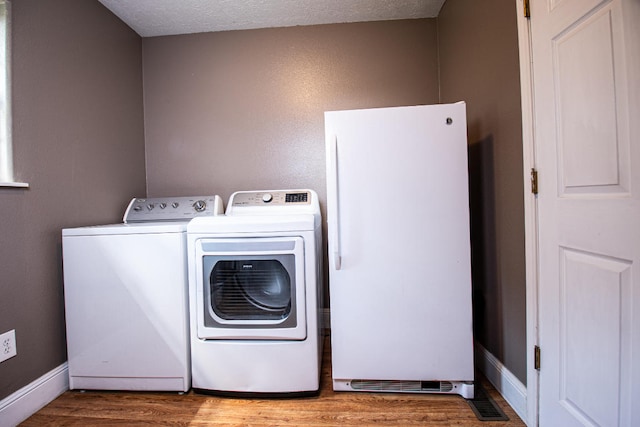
[62,195,223,392]
[187,189,323,396]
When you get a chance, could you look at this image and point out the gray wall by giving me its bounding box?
[0,0,145,400]
[142,19,440,206]
[438,0,527,383]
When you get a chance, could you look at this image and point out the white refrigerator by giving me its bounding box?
[324,102,474,398]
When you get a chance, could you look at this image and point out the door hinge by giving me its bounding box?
[534,345,541,370]
[531,168,538,195]
[524,0,531,18]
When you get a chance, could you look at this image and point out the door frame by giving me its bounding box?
[515,0,539,425]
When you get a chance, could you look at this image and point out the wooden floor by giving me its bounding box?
[22,338,525,426]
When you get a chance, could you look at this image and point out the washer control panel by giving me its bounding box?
[123,195,223,223]
[230,190,311,207]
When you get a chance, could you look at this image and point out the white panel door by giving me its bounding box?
[531,0,640,425]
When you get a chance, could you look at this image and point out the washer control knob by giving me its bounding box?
[147,203,155,211]
[159,203,167,209]
[172,202,179,208]
[262,193,273,203]
[133,205,143,212]
[193,200,207,212]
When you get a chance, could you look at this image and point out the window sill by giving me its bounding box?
[0,181,29,188]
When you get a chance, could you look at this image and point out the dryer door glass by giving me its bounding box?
[210,259,292,321]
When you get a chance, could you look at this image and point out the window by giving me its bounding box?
[0,0,26,188]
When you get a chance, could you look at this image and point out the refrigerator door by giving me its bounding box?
[325,103,474,383]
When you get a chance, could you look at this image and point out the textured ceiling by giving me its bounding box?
[98,0,446,37]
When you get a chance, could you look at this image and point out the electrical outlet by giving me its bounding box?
[0,329,17,363]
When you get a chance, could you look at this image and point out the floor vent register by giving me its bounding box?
[466,386,510,422]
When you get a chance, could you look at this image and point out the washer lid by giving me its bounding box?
[62,221,188,236]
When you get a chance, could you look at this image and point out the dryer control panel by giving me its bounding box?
[226,189,319,218]
[230,190,311,207]
[123,195,223,223]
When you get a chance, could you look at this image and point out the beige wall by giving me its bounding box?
[438,0,527,383]
[142,19,440,207]
[0,0,145,400]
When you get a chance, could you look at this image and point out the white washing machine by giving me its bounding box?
[62,195,223,392]
[187,189,323,396]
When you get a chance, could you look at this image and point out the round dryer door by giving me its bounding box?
[211,259,292,320]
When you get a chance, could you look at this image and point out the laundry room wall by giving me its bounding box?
[141,19,440,207]
[0,0,528,410]
[438,0,527,384]
[0,0,145,401]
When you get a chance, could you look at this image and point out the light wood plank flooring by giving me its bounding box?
[21,338,525,426]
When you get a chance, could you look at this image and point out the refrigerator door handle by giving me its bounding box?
[329,135,342,270]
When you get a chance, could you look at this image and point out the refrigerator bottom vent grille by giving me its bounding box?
[350,380,454,393]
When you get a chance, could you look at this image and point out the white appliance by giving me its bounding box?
[187,189,323,396]
[62,195,223,391]
[324,102,474,398]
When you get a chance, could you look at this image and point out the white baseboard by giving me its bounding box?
[475,342,528,425]
[0,362,69,427]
